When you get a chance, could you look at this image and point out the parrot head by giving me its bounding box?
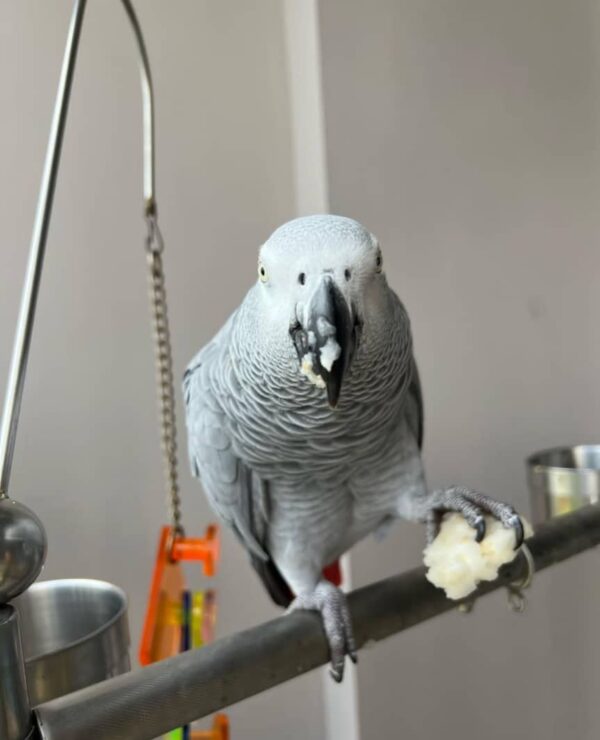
[257,215,386,407]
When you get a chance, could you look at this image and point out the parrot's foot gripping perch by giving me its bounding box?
[287,580,357,682]
[423,486,524,547]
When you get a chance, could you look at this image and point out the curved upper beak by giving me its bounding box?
[290,275,359,407]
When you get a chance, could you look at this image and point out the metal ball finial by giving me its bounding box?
[0,496,47,604]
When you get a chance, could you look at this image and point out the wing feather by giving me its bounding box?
[406,355,424,450]
[183,317,267,560]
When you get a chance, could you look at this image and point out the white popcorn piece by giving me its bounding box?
[423,513,533,600]
[319,336,341,372]
[300,354,326,389]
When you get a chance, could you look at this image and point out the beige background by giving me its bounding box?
[319,1,600,738]
[1,1,600,739]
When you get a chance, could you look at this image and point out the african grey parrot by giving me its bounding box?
[183,215,523,681]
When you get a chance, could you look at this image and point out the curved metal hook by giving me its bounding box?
[120,0,156,214]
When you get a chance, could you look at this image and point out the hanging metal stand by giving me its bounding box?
[0,3,87,738]
[0,1,184,738]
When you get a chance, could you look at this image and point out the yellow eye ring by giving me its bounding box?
[258,262,268,282]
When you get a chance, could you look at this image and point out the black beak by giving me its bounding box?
[290,275,359,407]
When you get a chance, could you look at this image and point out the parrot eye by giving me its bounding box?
[344,269,351,281]
[375,251,383,273]
[258,263,268,282]
[298,272,306,285]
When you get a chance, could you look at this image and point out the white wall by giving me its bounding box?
[0,2,324,738]
[318,0,600,738]
[3,2,600,738]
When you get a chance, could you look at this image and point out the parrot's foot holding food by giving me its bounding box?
[287,580,356,682]
[423,486,524,547]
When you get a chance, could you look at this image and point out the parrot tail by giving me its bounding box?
[249,552,294,607]
[322,560,342,586]
[249,554,342,608]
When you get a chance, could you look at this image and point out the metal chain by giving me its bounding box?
[145,210,184,536]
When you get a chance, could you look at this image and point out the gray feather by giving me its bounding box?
[183,316,268,561]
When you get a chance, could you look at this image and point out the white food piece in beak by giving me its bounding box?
[301,354,326,389]
[423,513,534,600]
[319,337,341,372]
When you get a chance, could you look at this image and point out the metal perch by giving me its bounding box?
[33,505,600,740]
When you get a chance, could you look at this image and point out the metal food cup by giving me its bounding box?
[12,578,130,705]
[526,445,600,525]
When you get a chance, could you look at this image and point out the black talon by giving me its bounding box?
[349,651,358,665]
[512,515,525,550]
[474,517,486,543]
[289,582,355,683]
[329,668,343,683]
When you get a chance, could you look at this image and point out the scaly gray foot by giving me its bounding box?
[288,580,357,682]
[423,486,524,548]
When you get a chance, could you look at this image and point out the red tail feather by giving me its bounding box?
[322,560,342,586]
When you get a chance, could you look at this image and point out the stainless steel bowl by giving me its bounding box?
[527,445,600,524]
[12,578,130,705]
